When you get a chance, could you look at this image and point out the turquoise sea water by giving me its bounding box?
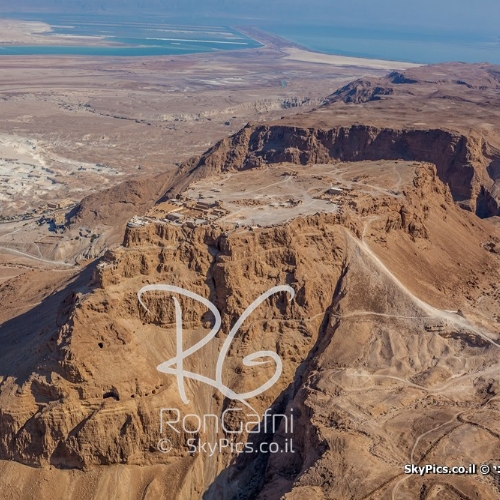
[0,14,262,56]
[262,24,500,65]
[1,14,499,64]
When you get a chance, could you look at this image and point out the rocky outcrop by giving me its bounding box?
[0,210,350,470]
[3,160,499,499]
[322,79,395,104]
[178,123,497,216]
[155,97,319,124]
[68,172,173,228]
[3,63,500,499]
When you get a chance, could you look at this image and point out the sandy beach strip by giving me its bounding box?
[283,47,420,70]
[0,19,109,46]
[0,19,53,44]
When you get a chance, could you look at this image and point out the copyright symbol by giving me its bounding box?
[480,464,490,475]
[157,438,173,453]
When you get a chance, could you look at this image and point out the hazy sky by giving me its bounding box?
[1,0,499,35]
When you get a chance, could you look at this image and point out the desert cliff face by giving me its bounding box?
[181,123,495,218]
[2,64,500,499]
[176,62,500,220]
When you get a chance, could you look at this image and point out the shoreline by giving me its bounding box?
[282,47,420,70]
[0,18,262,50]
[238,26,420,70]
[0,17,419,70]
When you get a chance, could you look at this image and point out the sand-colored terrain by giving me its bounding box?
[181,160,413,227]
[0,18,110,46]
[2,139,500,499]
[0,132,122,214]
[0,19,52,44]
[282,47,420,70]
[1,25,500,500]
[0,27,399,269]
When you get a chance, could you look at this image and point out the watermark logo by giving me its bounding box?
[137,284,295,407]
[157,407,295,456]
[138,284,296,456]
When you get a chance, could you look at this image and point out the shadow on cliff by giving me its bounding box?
[0,262,98,387]
[180,122,500,218]
[202,262,349,500]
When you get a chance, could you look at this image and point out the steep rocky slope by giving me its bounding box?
[68,171,174,230]
[2,162,500,499]
[176,63,500,218]
[180,123,485,212]
[2,63,500,499]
